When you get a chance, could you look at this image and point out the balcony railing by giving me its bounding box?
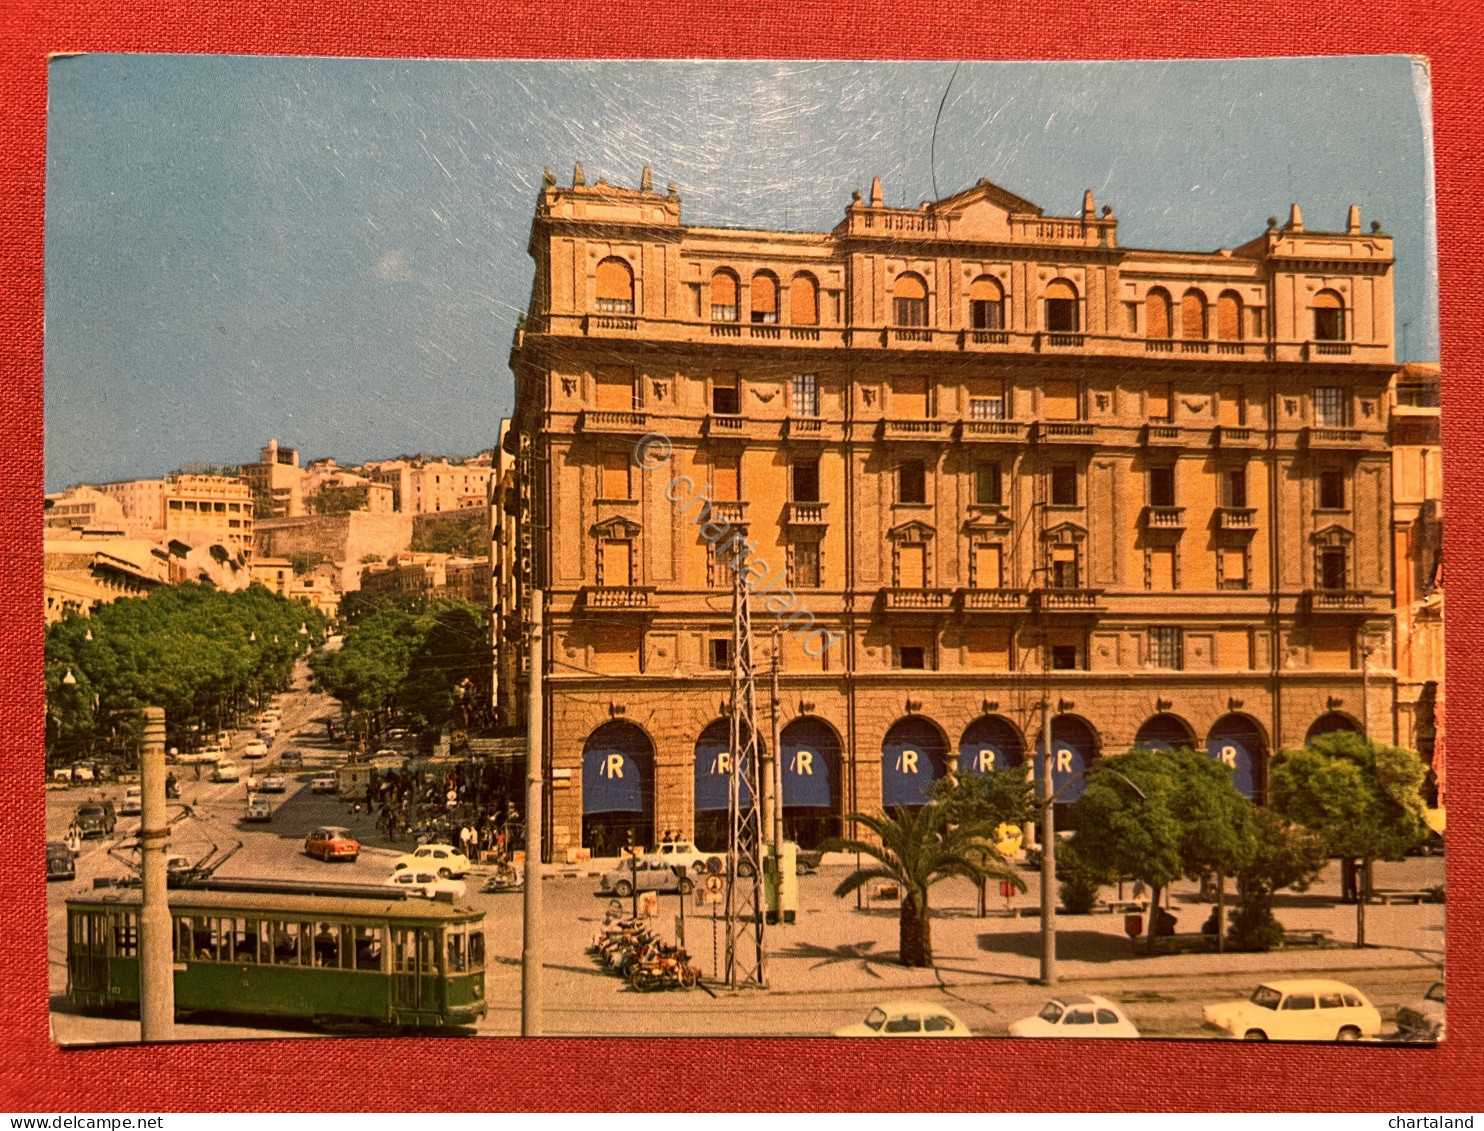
[892,328,933,344]
[1145,339,1174,353]
[749,325,781,340]
[1218,507,1258,531]
[1214,426,1258,448]
[957,420,1027,443]
[785,501,829,526]
[589,315,637,332]
[1033,588,1105,612]
[1216,342,1247,356]
[705,501,748,525]
[1143,424,1182,446]
[1305,427,1367,450]
[969,330,1010,345]
[789,327,821,342]
[1181,341,1210,354]
[881,587,955,611]
[579,410,649,434]
[1304,589,1369,613]
[583,586,656,610]
[1313,342,1352,357]
[1037,422,1096,443]
[1043,333,1085,348]
[706,413,745,434]
[1145,506,1186,530]
[958,588,1029,612]
[880,419,949,440]
[709,324,742,338]
[786,417,824,439]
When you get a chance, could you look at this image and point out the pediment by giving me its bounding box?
[1311,524,1354,547]
[592,516,643,539]
[887,520,936,542]
[933,178,1043,241]
[1042,521,1088,544]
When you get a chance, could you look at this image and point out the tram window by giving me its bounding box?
[313,923,341,968]
[468,930,485,971]
[269,922,301,966]
[422,930,443,974]
[354,926,382,972]
[190,918,216,961]
[174,918,192,962]
[447,930,466,973]
[114,913,138,957]
[232,919,260,963]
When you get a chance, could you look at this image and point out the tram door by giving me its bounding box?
[391,927,444,1021]
[68,910,108,999]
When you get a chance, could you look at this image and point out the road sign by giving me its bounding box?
[704,874,725,895]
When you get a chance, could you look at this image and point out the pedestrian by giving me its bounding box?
[66,826,82,857]
[459,824,472,858]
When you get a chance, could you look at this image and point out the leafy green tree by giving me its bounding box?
[821,805,1025,967]
[1267,731,1429,946]
[412,518,485,557]
[928,764,1035,913]
[288,551,325,575]
[307,486,369,514]
[398,601,489,732]
[1070,747,1255,951]
[1228,808,1328,951]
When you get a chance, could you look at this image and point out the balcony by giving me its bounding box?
[958,588,1029,613]
[889,328,935,345]
[1217,507,1258,531]
[965,330,1011,347]
[705,413,745,436]
[578,409,649,435]
[1304,427,1368,451]
[1215,341,1249,356]
[880,587,955,612]
[582,314,638,334]
[705,501,748,525]
[1144,506,1186,531]
[1036,422,1097,444]
[956,420,1027,443]
[748,325,782,341]
[879,419,950,441]
[1213,425,1260,449]
[1143,424,1182,448]
[1303,589,1371,615]
[1040,333,1086,350]
[784,501,829,527]
[1144,339,1174,354]
[786,416,826,441]
[1310,342,1353,358]
[581,586,656,610]
[1180,340,1210,355]
[1032,588,1105,613]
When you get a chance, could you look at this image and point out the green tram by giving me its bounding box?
[66,888,486,1030]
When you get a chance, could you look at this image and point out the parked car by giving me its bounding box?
[1203,980,1382,1042]
[1008,995,1142,1038]
[310,772,339,794]
[258,773,287,793]
[599,858,696,897]
[278,749,304,768]
[46,842,76,881]
[384,869,466,900]
[243,740,269,759]
[211,761,241,783]
[119,786,143,817]
[305,826,360,862]
[1395,981,1445,1042]
[647,841,724,874]
[174,750,219,765]
[835,1001,973,1037]
[244,795,272,822]
[392,844,471,878]
[74,801,116,837]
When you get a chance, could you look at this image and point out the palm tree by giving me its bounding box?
[821,805,1026,967]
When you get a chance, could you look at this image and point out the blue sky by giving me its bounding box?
[45,55,1436,491]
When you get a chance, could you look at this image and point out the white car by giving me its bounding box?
[1008,995,1141,1038]
[384,870,466,900]
[243,740,269,759]
[835,1001,973,1037]
[1203,979,1382,1042]
[392,844,471,878]
[648,841,724,874]
[211,761,241,783]
[258,774,287,793]
[119,786,143,816]
[244,795,272,822]
[310,772,339,794]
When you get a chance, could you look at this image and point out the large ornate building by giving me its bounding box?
[507,166,1406,858]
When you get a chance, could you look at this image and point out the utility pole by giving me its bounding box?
[138,706,174,1042]
[521,588,544,1036]
[725,549,766,988]
[770,628,784,861]
[1040,665,1057,986]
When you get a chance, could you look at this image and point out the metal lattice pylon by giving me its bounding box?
[725,544,767,988]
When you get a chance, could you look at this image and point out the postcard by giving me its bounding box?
[43,54,1444,1044]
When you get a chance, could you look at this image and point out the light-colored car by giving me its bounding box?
[648,841,724,874]
[600,857,696,897]
[1395,981,1445,1042]
[835,1001,973,1037]
[244,795,272,822]
[119,786,143,816]
[211,761,241,783]
[258,773,287,793]
[392,844,471,878]
[1203,979,1382,1042]
[310,772,338,794]
[243,740,269,760]
[1007,995,1141,1038]
[384,870,466,900]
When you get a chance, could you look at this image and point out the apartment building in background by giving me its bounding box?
[502,168,1407,857]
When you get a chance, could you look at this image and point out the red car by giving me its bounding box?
[304,826,360,862]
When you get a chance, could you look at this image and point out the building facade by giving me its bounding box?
[242,440,307,518]
[162,474,256,558]
[507,169,1404,858]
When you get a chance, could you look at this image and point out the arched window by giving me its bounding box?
[1044,279,1079,333]
[969,276,1004,331]
[1181,289,1208,339]
[1313,289,1346,341]
[1145,288,1172,338]
[893,273,928,327]
[710,270,740,322]
[595,257,634,315]
[790,273,819,326]
[750,272,778,325]
[1216,291,1243,341]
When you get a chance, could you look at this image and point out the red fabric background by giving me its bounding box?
[3,0,1481,1111]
